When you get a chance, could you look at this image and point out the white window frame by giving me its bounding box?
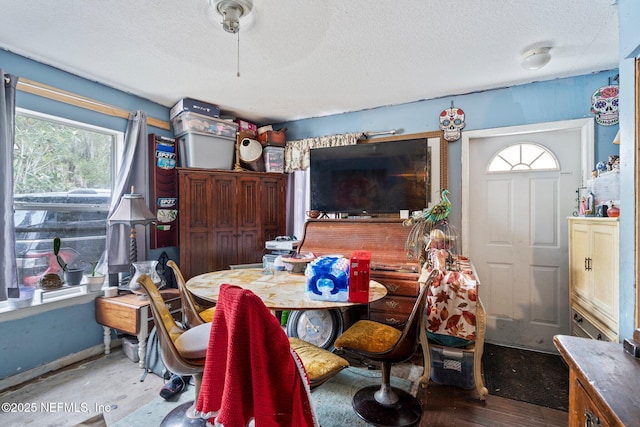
[0,109,124,318]
[486,142,560,173]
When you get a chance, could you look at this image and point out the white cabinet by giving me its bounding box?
[568,217,619,342]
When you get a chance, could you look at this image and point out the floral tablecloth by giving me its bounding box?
[425,252,478,341]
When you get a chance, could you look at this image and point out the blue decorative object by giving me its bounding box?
[596,161,608,174]
[305,256,350,302]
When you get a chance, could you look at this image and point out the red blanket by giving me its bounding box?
[195,284,317,427]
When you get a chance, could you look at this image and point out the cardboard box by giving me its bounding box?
[170,97,220,119]
[430,346,475,389]
[172,111,238,139]
[177,131,235,170]
[237,119,258,134]
[258,129,286,146]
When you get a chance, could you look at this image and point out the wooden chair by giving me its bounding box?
[136,274,211,427]
[334,269,438,427]
[167,260,215,328]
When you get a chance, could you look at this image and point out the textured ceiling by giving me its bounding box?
[0,0,620,124]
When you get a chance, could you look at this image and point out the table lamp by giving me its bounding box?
[108,186,156,291]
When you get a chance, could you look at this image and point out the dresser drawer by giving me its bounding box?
[370,294,415,315]
[369,294,417,327]
[369,309,407,328]
[372,270,419,297]
[571,308,614,342]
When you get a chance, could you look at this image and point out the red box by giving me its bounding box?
[349,251,371,303]
[237,119,258,134]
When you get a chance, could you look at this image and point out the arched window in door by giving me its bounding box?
[487,142,559,172]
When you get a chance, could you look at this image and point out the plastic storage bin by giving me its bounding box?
[430,345,475,389]
[122,335,140,363]
[172,111,238,138]
[263,146,284,172]
[177,131,235,169]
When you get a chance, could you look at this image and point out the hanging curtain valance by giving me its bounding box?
[284,132,364,172]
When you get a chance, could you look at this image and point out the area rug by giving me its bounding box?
[482,343,569,411]
[113,367,414,427]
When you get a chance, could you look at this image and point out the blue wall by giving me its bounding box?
[0,48,172,380]
[615,0,640,342]
[281,71,620,271]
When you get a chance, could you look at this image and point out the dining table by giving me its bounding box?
[186,267,388,310]
[186,267,388,350]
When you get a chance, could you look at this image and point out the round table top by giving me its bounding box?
[186,268,387,310]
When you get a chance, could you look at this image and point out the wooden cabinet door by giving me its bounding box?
[590,222,619,330]
[236,175,261,265]
[569,220,591,305]
[211,174,238,271]
[261,175,286,242]
[179,171,214,279]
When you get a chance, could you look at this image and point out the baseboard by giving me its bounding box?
[0,340,121,392]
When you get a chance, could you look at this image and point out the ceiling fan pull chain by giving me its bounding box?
[237,30,240,77]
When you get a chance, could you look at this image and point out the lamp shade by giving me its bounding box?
[108,192,156,226]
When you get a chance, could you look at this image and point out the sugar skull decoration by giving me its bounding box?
[591,85,619,126]
[439,107,465,141]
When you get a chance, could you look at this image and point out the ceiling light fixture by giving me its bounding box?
[209,0,253,77]
[521,47,551,70]
[210,0,252,34]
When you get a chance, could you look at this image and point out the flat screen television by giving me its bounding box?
[309,139,429,215]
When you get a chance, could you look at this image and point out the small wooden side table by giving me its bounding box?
[95,289,182,368]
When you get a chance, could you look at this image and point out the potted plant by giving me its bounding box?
[53,236,84,286]
[84,261,106,292]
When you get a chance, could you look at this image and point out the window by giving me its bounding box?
[12,109,121,290]
[487,142,559,173]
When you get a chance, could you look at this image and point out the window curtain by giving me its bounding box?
[284,132,361,238]
[0,71,17,300]
[100,111,149,274]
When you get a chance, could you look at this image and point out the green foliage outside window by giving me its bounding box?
[13,114,112,194]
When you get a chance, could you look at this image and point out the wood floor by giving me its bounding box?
[0,346,567,426]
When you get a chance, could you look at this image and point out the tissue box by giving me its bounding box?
[305,256,350,301]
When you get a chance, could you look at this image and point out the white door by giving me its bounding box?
[463,120,592,352]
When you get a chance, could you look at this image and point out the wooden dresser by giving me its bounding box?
[554,334,640,426]
[297,219,420,328]
[178,168,286,279]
